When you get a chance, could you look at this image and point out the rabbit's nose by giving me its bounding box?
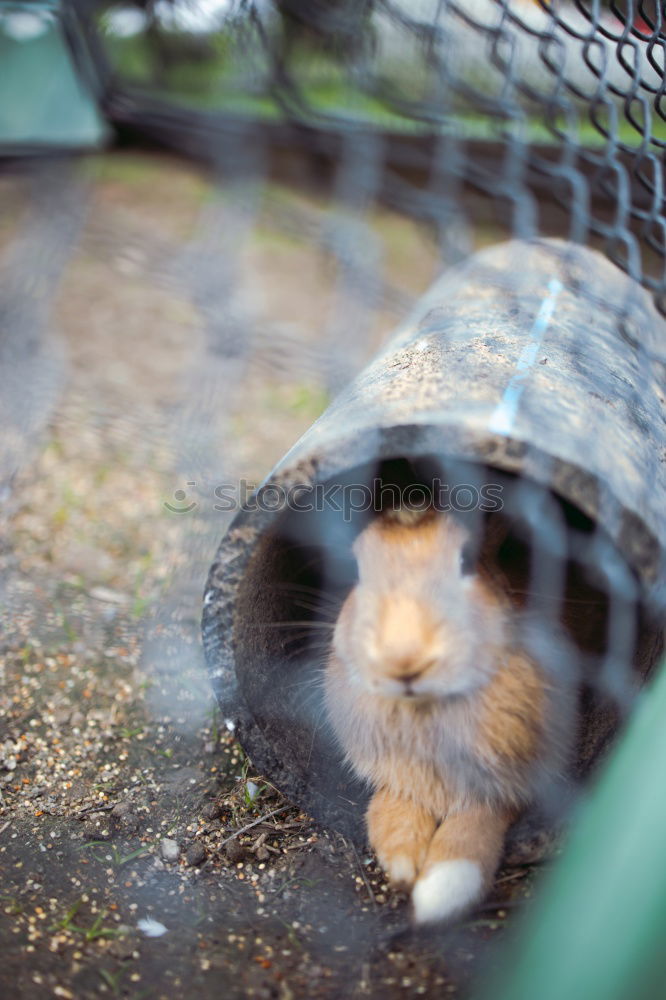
[388,653,438,684]
[398,668,424,684]
[393,661,435,690]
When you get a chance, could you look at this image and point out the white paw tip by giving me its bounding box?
[385,853,417,888]
[412,859,483,925]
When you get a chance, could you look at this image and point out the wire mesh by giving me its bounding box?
[1,0,665,996]
[81,1,666,305]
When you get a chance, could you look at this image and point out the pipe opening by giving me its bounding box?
[230,452,654,832]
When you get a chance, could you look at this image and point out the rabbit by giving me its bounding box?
[324,504,574,925]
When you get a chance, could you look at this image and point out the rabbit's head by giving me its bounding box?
[332,510,507,701]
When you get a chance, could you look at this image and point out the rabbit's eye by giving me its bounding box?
[459,546,475,576]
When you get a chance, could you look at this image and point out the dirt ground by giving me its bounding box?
[0,152,542,1000]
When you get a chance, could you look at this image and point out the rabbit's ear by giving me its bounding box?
[481,512,511,559]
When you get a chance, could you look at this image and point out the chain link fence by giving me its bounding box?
[1,1,665,997]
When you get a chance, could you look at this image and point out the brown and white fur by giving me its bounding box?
[324,508,572,925]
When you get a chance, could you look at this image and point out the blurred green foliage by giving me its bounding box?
[97,1,666,147]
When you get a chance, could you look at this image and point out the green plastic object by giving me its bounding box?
[477,658,666,1000]
[0,1,108,153]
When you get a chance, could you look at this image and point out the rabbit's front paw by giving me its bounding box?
[367,789,437,891]
[412,859,483,923]
[376,849,422,891]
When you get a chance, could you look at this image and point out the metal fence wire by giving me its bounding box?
[1,0,664,820]
[81,1,666,309]
[1,0,666,992]
[79,1,666,784]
